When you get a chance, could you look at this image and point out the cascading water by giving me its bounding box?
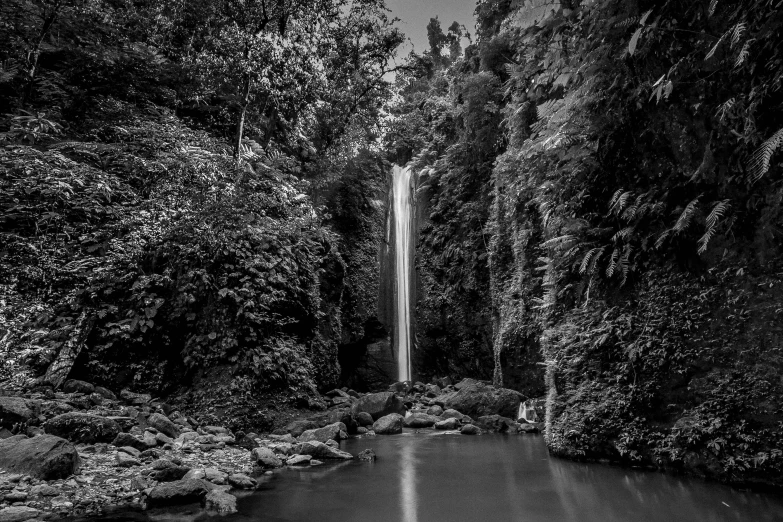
[392,165,413,382]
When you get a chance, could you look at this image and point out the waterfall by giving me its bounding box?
[392,165,413,382]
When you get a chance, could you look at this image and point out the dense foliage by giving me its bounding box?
[389,0,783,486]
[0,0,401,404]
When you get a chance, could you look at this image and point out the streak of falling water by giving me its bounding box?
[392,165,413,382]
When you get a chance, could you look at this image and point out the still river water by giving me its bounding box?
[104,431,783,522]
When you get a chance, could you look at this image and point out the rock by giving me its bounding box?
[286,454,312,466]
[236,434,259,450]
[424,384,442,397]
[112,433,149,452]
[0,434,79,480]
[145,478,211,507]
[299,422,347,443]
[252,447,283,468]
[403,413,439,429]
[477,415,516,432]
[517,423,540,434]
[228,473,256,489]
[94,386,117,401]
[130,475,153,491]
[155,432,174,446]
[147,413,180,439]
[139,448,162,460]
[325,439,338,448]
[434,418,460,430]
[358,449,376,462]
[25,426,44,437]
[142,431,158,448]
[443,380,522,418]
[460,424,481,435]
[426,405,444,416]
[355,412,374,427]
[0,506,39,522]
[325,389,350,399]
[291,441,353,460]
[29,484,59,497]
[0,398,38,428]
[435,377,453,388]
[150,465,189,482]
[118,446,142,458]
[0,428,12,439]
[43,412,120,443]
[3,491,27,502]
[62,379,95,394]
[116,452,141,467]
[204,490,237,514]
[40,401,75,418]
[440,409,468,421]
[357,427,368,434]
[204,468,228,485]
[202,426,231,436]
[352,392,406,420]
[268,433,296,444]
[119,390,151,405]
[372,413,403,435]
[282,420,319,438]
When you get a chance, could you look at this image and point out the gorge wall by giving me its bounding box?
[388,0,783,487]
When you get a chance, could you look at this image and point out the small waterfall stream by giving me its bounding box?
[392,165,413,382]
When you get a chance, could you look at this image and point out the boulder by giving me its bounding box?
[228,473,256,489]
[94,386,117,401]
[118,446,141,458]
[0,434,79,479]
[460,424,481,435]
[62,380,95,394]
[355,412,374,427]
[298,422,347,443]
[0,398,39,428]
[291,441,353,460]
[358,449,376,462]
[145,479,211,507]
[252,447,283,468]
[204,490,237,514]
[116,452,141,467]
[426,405,444,416]
[43,412,120,443]
[286,454,312,466]
[29,484,59,497]
[150,465,189,482]
[440,409,469,421]
[0,506,40,522]
[119,390,151,405]
[477,415,516,432]
[442,380,521,418]
[148,413,180,439]
[352,392,405,420]
[372,413,403,435]
[517,423,540,434]
[282,420,319,438]
[204,468,228,485]
[112,432,149,452]
[424,384,441,397]
[403,413,439,429]
[434,418,460,430]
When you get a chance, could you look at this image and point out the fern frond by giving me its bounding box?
[619,244,632,286]
[579,246,605,275]
[541,234,576,249]
[706,199,731,230]
[708,0,718,17]
[748,128,783,183]
[655,229,671,249]
[730,22,746,48]
[716,98,735,122]
[735,39,753,69]
[536,99,559,120]
[673,196,701,234]
[705,30,728,60]
[611,226,635,243]
[621,194,645,221]
[606,247,620,278]
[609,190,632,216]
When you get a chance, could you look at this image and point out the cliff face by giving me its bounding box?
[395,0,783,487]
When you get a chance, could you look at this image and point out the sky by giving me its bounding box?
[385,0,478,57]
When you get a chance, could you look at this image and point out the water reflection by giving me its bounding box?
[400,441,418,522]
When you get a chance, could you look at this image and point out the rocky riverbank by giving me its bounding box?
[0,378,540,521]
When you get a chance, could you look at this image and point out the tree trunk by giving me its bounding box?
[23,0,62,107]
[43,311,95,389]
[234,75,252,169]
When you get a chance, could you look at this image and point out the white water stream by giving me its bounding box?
[392,165,413,382]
